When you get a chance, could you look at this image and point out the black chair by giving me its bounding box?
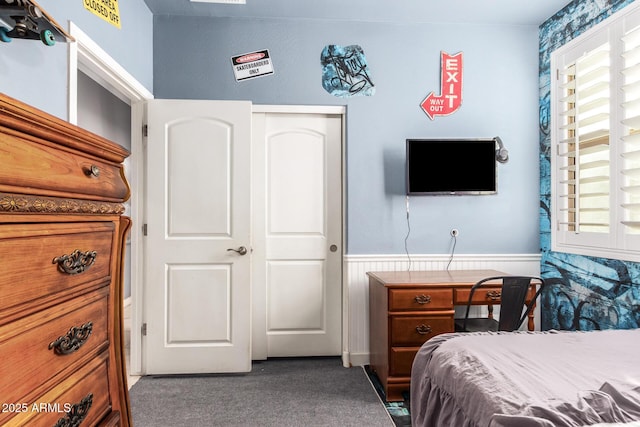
[454,276,545,333]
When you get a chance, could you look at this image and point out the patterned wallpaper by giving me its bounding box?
[539,0,640,330]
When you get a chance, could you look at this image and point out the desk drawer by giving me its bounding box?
[390,315,453,346]
[0,290,109,406]
[0,133,128,201]
[0,222,114,315]
[389,288,453,311]
[454,287,502,304]
[389,347,420,377]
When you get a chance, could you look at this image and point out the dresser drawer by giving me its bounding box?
[389,288,453,311]
[0,132,129,202]
[390,315,453,346]
[2,353,112,427]
[0,290,109,407]
[0,222,114,316]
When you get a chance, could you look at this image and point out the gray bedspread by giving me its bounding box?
[410,329,640,427]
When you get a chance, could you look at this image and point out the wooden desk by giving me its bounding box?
[367,269,537,401]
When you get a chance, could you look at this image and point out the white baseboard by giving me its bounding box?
[345,352,370,367]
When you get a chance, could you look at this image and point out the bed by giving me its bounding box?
[410,329,640,427]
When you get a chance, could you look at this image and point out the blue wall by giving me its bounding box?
[0,0,153,120]
[153,16,542,256]
[539,0,640,330]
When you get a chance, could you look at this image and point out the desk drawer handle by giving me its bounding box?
[49,322,93,355]
[416,324,432,335]
[414,294,432,304]
[486,290,501,301]
[53,249,97,275]
[54,393,93,427]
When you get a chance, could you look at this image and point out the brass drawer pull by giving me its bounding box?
[416,324,432,335]
[54,393,93,427]
[414,294,432,304]
[49,322,93,355]
[53,249,97,275]
[86,165,100,177]
[486,290,501,301]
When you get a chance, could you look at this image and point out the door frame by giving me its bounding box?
[251,105,348,366]
[67,22,153,375]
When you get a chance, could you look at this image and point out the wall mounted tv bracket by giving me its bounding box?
[494,136,509,163]
[0,0,74,46]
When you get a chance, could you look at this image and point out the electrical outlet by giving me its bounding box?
[450,229,459,237]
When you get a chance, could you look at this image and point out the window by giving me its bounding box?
[552,3,640,262]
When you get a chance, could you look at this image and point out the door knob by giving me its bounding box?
[227,246,248,256]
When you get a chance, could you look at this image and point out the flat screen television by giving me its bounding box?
[406,138,497,195]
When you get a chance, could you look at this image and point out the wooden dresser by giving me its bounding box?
[368,269,528,402]
[0,93,132,426]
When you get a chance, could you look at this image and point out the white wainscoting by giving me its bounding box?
[343,253,542,367]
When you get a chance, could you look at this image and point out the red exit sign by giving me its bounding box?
[421,52,463,120]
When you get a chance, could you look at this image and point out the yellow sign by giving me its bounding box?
[83,0,121,29]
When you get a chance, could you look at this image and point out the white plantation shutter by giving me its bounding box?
[621,22,640,244]
[552,2,640,261]
[557,43,611,235]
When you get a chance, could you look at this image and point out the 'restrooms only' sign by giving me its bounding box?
[231,50,274,81]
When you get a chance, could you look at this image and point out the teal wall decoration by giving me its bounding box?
[320,44,375,98]
[539,0,640,330]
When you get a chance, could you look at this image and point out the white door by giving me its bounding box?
[252,111,343,358]
[144,99,252,374]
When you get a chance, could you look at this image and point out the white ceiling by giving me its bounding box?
[142,0,573,25]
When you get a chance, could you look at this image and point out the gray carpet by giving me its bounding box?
[129,357,394,426]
